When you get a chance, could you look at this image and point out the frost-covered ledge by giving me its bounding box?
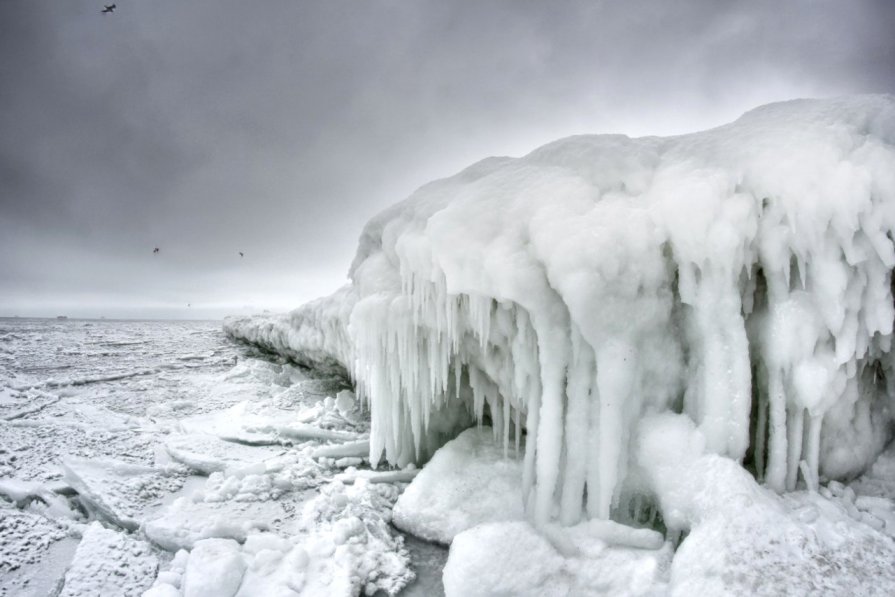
[227,95,895,527]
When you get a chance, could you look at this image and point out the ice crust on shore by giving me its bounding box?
[227,95,895,526]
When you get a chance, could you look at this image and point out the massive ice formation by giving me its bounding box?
[226,95,895,526]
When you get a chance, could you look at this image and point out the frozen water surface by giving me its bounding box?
[0,318,426,596]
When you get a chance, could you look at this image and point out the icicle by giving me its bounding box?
[532,328,567,524]
[559,328,593,525]
[785,407,804,491]
[594,340,635,519]
[803,413,822,486]
[754,387,768,481]
[765,368,788,492]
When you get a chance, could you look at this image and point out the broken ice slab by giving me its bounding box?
[273,422,362,442]
[177,402,283,446]
[61,457,181,531]
[0,387,60,421]
[58,522,158,597]
[310,439,370,460]
[177,398,367,448]
[0,477,81,519]
[164,434,286,476]
[143,495,289,552]
[335,468,419,485]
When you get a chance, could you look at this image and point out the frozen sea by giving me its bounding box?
[0,318,446,596]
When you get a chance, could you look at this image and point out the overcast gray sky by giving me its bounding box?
[1,0,893,319]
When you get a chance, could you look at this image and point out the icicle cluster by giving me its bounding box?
[229,96,895,526]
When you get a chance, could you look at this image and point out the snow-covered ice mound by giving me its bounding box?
[440,415,895,596]
[638,413,895,595]
[227,95,895,528]
[849,438,895,501]
[393,426,523,544]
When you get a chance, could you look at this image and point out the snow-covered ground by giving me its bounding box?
[0,318,441,596]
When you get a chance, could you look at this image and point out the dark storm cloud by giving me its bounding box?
[1,0,893,319]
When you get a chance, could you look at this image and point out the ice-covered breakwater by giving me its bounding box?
[226,95,895,526]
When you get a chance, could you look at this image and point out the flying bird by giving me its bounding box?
[153,247,159,254]
[239,252,244,258]
[101,4,116,13]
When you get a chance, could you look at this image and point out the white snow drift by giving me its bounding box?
[226,95,895,527]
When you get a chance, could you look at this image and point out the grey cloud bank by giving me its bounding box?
[1,0,893,319]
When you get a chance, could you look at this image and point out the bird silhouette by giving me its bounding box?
[239,252,244,258]
[153,247,159,254]
[101,4,116,14]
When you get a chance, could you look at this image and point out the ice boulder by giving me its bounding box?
[181,538,245,597]
[393,426,524,543]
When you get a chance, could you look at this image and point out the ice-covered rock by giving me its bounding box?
[227,95,895,527]
[393,426,523,544]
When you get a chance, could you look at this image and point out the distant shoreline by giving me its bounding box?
[0,316,224,323]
